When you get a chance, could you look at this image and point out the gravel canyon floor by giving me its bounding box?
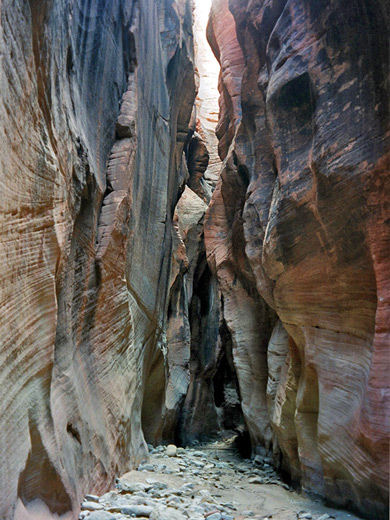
[79,442,361,520]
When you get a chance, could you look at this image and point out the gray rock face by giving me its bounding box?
[0,0,197,518]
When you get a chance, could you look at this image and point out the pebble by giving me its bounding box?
[116,480,149,493]
[81,501,104,511]
[99,491,118,503]
[138,463,155,472]
[221,502,236,510]
[167,496,182,506]
[120,504,153,516]
[193,450,207,457]
[145,478,168,489]
[192,460,205,468]
[81,444,341,520]
[248,477,264,485]
[80,513,117,520]
[166,444,177,457]
[150,505,186,520]
[85,494,100,503]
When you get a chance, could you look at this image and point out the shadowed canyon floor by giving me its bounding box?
[79,442,361,520]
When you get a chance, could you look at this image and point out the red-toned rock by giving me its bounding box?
[207,0,244,160]
[206,0,389,517]
[193,0,221,194]
[0,1,196,519]
[150,2,244,445]
[205,152,278,452]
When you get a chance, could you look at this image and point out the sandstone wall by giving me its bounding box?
[0,1,196,518]
[147,1,245,449]
[205,0,390,517]
[193,0,221,197]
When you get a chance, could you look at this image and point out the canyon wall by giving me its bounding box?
[205,0,389,518]
[0,0,197,518]
[1,0,388,518]
[149,0,244,449]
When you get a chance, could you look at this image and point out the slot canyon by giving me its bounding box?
[0,1,388,520]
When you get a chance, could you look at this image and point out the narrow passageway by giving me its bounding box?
[77,2,385,520]
[139,0,251,451]
[0,0,387,518]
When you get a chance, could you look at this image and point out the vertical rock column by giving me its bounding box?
[0,0,198,518]
[147,0,247,447]
[0,1,137,517]
[205,0,390,517]
[205,0,278,456]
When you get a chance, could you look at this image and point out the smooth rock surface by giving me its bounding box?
[206,0,277,455]
[205,0,390,518]
[0,0,196,518]
[1,0,388,519]
[166,445,178,457]
[149,2,244,448]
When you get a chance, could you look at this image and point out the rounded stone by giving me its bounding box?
[166,444,178,457]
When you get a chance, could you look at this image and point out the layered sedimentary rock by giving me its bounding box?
[193,0,221,196]
[149,1,244,447]
[0,1,196,518]
[206,0,278,455]
[205,0,390,518]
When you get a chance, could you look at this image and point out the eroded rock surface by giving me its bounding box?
[193,0,221,195]
[1,0,388,518]
[0,0,197,518]
[145,0,244,450]
[205,0,389,518]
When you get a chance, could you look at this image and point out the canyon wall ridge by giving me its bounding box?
[205,0,389,518]
[0,0,198,518]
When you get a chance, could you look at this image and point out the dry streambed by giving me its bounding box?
[79,443,362,520]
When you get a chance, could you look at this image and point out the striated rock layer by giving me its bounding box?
[149,0,244,448]
[0,0,197,518]
[205,0,390,518]
[193,0,221,197]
